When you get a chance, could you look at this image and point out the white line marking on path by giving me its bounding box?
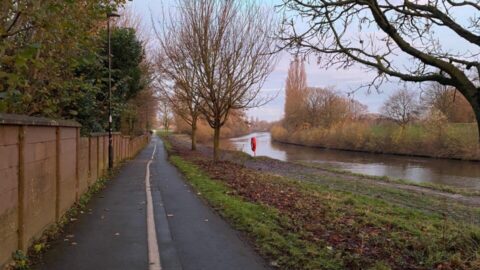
[146,143,161,270]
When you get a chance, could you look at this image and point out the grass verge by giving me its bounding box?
[170,155,345,269]
[166,135,480,269]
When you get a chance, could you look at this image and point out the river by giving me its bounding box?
[227,132,480,190]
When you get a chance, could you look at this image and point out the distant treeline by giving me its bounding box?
[272,57,479,160]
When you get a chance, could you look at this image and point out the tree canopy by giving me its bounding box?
[279,0,480,138]
[0,1,156,134]
[156,0,278,160]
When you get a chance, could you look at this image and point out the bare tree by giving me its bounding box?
[305,87,354,128]
[279,0,480,140]
[158,96,173,132]
[382,89,420,128]
[154,17,203,150]
[422,83,475,123]
[171,84,202,150]
[348,99,368,120]
[162,0,278,161]
[114,7,149,43]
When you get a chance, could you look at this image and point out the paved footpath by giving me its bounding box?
[35,137,268,270]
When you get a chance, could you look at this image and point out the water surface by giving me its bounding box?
[228,132,480,190]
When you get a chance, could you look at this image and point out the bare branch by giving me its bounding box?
[279,0,480,140]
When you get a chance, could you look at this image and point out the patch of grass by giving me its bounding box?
[165,133,480,268]
[170,155,345,270]
[157,131,173,153]
[277,174,480,268]
[290,177,480,268]
[163,138,173,153]
[296,171,480,226]
[170,150,480,269]
[11,251,28,270]
[156,129,171,138]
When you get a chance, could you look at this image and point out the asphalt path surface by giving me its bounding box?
[35,137,267,270]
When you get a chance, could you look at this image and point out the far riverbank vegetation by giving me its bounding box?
[271,58,479,160]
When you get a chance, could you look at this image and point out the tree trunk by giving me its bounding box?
[191,122,197,151]
[472,99,480,145]
[213,126,221,161]
[458,86,480,145]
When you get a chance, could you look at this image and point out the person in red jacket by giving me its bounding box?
[250,137,257,157]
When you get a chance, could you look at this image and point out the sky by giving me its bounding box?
[127,0,475,122]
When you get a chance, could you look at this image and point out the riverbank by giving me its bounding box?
[227,132,480,191]
[163,133,480,270]
[271,123,480,161]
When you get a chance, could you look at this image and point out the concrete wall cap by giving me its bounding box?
[0,113,81,127]
[89,132,121,137]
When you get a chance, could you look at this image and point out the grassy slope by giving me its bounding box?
[170,155,344,270]
[168,147,480,270]
[231,154,480,226]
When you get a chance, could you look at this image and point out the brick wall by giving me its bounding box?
[0,114,150,268]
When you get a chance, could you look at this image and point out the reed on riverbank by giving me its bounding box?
[271,122,480,160]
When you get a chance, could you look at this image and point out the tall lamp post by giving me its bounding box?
[107,12,120,170]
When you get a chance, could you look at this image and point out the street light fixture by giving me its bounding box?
[107,12,120,170]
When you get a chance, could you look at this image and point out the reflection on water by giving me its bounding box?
[228,132,480,190]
